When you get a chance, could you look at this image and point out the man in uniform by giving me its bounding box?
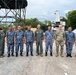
[24,25,34,56]
[0,28,5,57]
[44,26,54,56]
[14,25,24,57]
[35,24,44,57]
[65,27,75,57]
[55,25,65,57]
[6,25,15,57]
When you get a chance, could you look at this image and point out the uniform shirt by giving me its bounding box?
[24,30,34,42]
[6,30,15,44]
[15,30,24,43]
[0,32,5,42]
[45,30,54,42]
[0,32,5,50]
[35,29,44,42]
[55,30,65,41]
[65,31,75,43]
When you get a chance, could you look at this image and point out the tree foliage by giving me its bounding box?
[66,10,76,30]
[0,24,8,33]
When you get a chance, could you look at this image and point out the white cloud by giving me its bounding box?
[0,0,76,21]
[26,0,76,21]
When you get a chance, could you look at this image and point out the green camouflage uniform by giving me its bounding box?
[55,29,65,57]
[0,32,5,56]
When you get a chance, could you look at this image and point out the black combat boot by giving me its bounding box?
[11,53,14,56]
[50,52,53,56]
[31,51,33,56]
[69,54,72,58]
[45,52,47,56]
[66,54,69,57]
[20,52,23,56]
[16,52,18,57]
[7,54,10,57]
[26,52,28,56]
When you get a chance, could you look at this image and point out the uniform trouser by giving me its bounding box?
[26,42,33,52]
[36,41,43,54]
[0,49,4,56]
[0,42,5,56]
[66,42,73,54]
[56,41,64,54]
[7,43,14,54]
[45,41,52,53]
[16,43,23,53]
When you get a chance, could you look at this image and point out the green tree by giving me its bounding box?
[67,10,76,30]
[0,24,8,33]
[43,20,51,26]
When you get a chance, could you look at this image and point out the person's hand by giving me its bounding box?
[44,40,46,43]
[55,41,58,44]
[24,41,26,44]
[64,41,66,45]
[73,42,75,45]
[6,40,8,44]
[52,39,54,43]
[34,41,36,43]
[14,41,16,44]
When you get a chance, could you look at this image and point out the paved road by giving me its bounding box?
[0,43,76,75]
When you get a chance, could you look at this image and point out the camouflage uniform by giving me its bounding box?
[15,30,24,54]
[24,30,34,56]
[6,30,15,55]
[65,31,75,56]
[55,29,65,57]
[45,30,54,54]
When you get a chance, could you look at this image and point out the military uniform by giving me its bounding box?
[15,30,24,56]
[6,30,15,56]
[55,29,65,57]
[45,30,54,56]
[24,30,34,56]
[65,31,75,57]
[35,29,44,56]
[0,32,5,57]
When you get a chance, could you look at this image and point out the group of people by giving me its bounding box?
[0,24,76,58]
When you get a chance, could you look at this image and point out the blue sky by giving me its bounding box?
[0,0,76,22]
[26,0,76,21]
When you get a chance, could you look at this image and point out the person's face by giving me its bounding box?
[37,25,41,29]
[30,25,32,28]
[9,26,12,30]
[28,26,31,30]
[18,26,21,31]
[48,26,51,30]
[59,25,62,30]
[0,30,3,32]
[68,27,72,32]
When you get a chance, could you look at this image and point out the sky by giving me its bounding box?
[0,0,76,22]
[26,0,76,21]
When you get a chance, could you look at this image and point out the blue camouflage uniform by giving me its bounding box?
[45,30,54,53]
[24,30,34,53]
[15,30,24,53]
[65,31,75,55]
[6,30,15,54]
